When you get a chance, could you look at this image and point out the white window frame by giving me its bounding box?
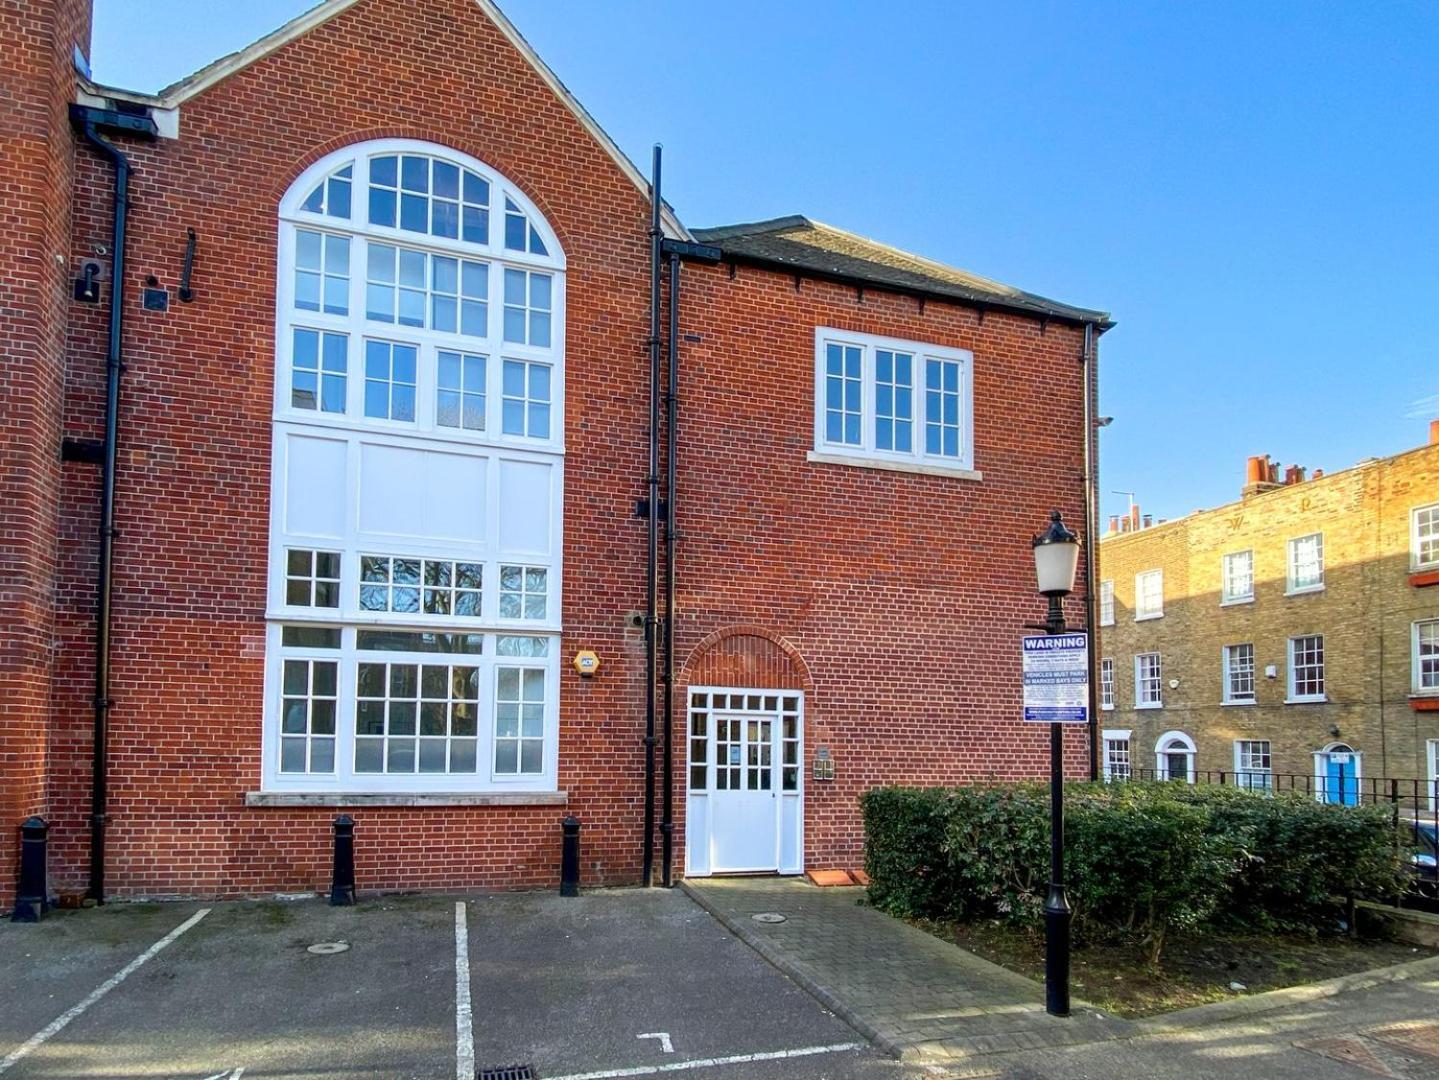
[1155,730,1196,783]
[1221,549,1254,605]
[266,139,566,795]
[808,327,978,478]
[1135,652,1163,709]
[261,626,560,792]
[1414,619,1439,695]
[1102,728,1131,781]
[1286,532,1325,595]
[1222,643,1256,705]
[1414,504,1439,571]
[1233,739,1272,792]
[1100,657,1115,710]
[1287,634,1327,703]
[1099,580,1115,627]
[1134,569,1163,621]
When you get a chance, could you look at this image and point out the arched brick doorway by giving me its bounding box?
[679,626,812,876]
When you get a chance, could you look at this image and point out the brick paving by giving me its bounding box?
[685,877,1135,1063]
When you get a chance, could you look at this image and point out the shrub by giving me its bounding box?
[861,779,1410,967]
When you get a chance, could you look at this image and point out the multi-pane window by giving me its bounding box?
[355,661,480,774]
[1223,643,1255,704]
[367,152,490,243]
[813,329,973,470]
[501,359,552,438]
[1222,550,1254,603]
[286,549,341,608]
[1234,740,1272,792]
[1288,634,1326,701]
[689,701,709,790]
[360,556,483,617]
[823,342,863,447]
[294,229,350,315]
[299,163,353,218]
[279,658,338,773]
[924,357,963,459]
[499,565,548,620]
[363,340,418,421]
[874,349,914,453]
[1287,533,1324,593]
[365,243,488,336]
[290,328,348,413]
[436,350,486,431]
[1135,652,1163,708]
[502,269,553,347]
[504,196,549,256]
[1135,570,1163,620]
[1099,580,1115,626]
[1100,657,1115,710]
[1415,505,1439,569]
[780,697,801,791]
[1103,735,1131,781]
[495,666,545,774]
[1415,620,1439,692]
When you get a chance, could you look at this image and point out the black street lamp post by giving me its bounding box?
[1031,510,1082,1018]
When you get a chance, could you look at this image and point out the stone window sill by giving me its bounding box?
[245,791,569,808]
[805,450,982,481]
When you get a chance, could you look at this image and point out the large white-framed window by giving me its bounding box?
[1415,619,1439,695]
[1099,580,1115,627]
[1286,532,1324,595]
[1416,505,1439,571]
[810,327,976,476]
[1287,634,1326,703]
[1135,569,1163,620]
[1233,739,1272,792]
[1221,550,1254,605]
[1222,643,1256,705]
[1100,657,1115,710]
[267,139,566,795]
[1102,729,1131,781]
[1135,652,1163,709]
[1156,730,1196,783]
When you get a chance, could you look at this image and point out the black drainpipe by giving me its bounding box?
[642,145,663,887]
[1082,321,1101,780]
[656,236,719,889]
[70,104,157,903]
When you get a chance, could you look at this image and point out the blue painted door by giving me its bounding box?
[1324,755,1358,806]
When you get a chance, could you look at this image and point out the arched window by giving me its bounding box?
[263,140,565,796]
[1155,731,1196,783]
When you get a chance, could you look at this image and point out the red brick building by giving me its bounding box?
[2,0,1110,906]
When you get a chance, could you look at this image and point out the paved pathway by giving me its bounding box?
[684,877,1134,1063]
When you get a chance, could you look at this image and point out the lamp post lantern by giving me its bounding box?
[1031,510,1081,1018]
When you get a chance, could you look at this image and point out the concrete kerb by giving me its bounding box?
[1129,951,1439,1035]
[680,881,907,1059]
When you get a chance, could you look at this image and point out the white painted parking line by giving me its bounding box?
[0,907,211,1076]
[637,1032,674,1053]
[542,1041,866,1080]
[454,901,474,1080]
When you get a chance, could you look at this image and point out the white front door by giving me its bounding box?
[711,713,779,872]
[685,688,803,877]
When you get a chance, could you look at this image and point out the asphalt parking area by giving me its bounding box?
[0,889,913,1080]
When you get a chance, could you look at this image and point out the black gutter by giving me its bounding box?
[642,145,662,887]
[70,104,157,904]
[712,251,1114,334]
[1082,322,1102,780]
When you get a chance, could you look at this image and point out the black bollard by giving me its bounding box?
[560,816,581,897]
[329,814,355,906]
[11,816,49,923]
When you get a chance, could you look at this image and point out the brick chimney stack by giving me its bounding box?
[1242,455,1283,499]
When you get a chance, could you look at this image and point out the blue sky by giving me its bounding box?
[92,1,1439,526]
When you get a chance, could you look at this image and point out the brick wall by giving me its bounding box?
[38,0,1093,897]
[0,0,90,908]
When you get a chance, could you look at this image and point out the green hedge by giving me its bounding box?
[861,781,1410,966]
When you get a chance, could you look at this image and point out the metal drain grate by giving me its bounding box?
[477,1067,534,1080]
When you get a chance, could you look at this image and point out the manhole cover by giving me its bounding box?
[752,912,787,924]
[306,941,350,955]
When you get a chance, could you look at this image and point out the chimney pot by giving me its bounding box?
[1312,468,1324,479]
[1142,514,1153,528]
[1430,419,1439,446]
[1107,515,1120,534]
[1245,456,1266,484]
[1284,464,1306,485]
[1129,505,1141,530]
